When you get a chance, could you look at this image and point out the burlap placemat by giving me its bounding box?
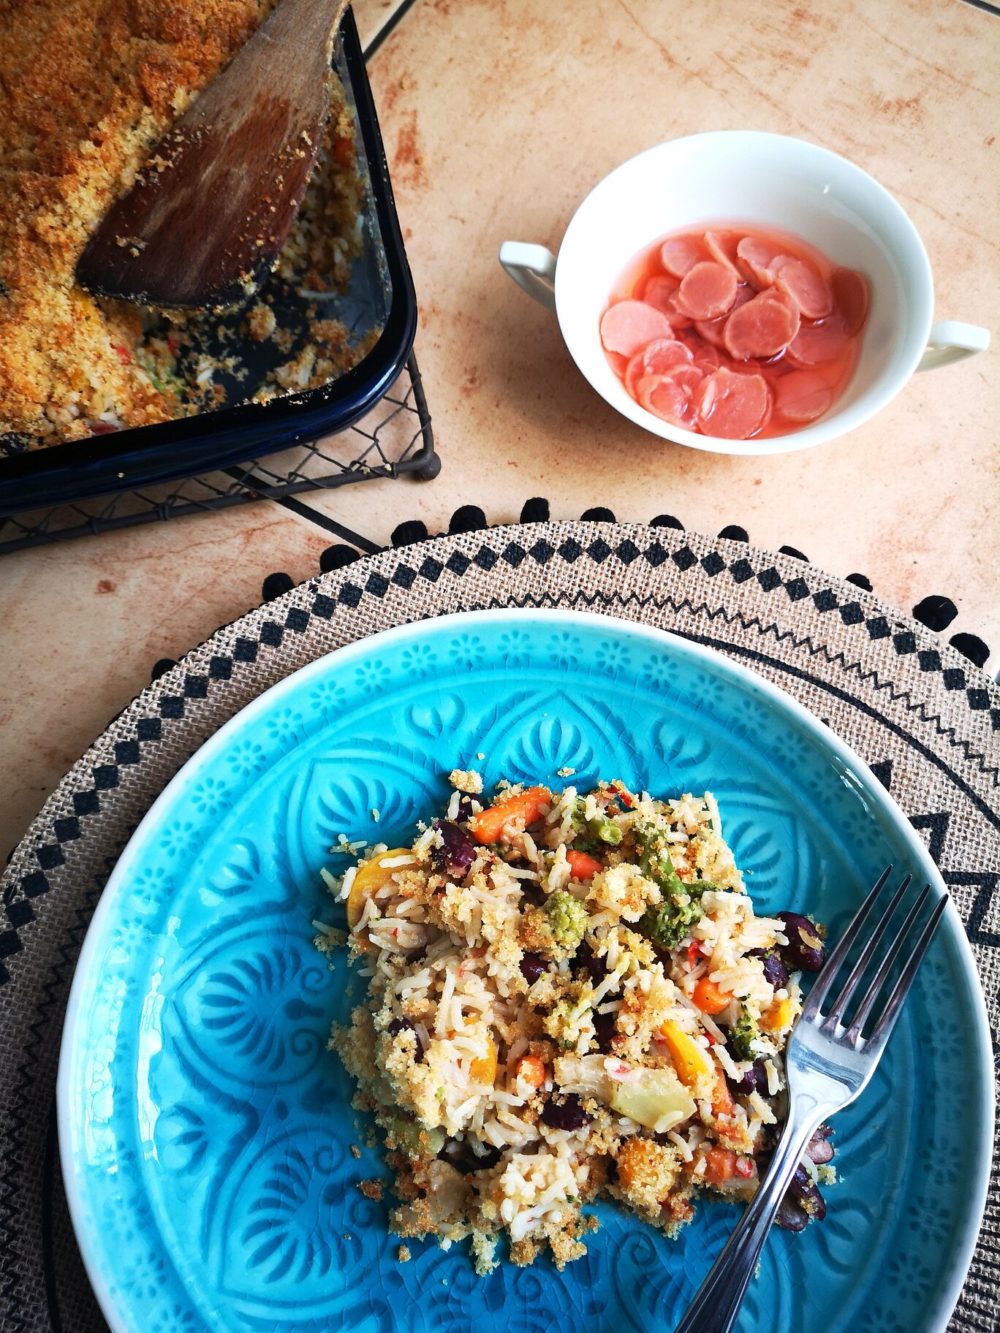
[1,520,997,1332]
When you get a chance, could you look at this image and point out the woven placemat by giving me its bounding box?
[1,520,997,1333]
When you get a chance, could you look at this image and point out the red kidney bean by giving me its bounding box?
[386,1017,424,1061]
[776,1194,810,1232]
[519,951,547,984]
[541,1094,592,1131]
[729,1059,768,1096]
[592,1009,618,1053]
[576,940,609,983]
[431,820,476,878]
[807,1124,835,1165]
[750,946,790,991]
[789,1164,827,1220]
[777,911,826,972]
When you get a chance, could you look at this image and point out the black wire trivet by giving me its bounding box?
[0,351,437,556]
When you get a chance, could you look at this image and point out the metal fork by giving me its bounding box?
[676,866,948,1333]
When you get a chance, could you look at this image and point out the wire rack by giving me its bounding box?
[0,352,437,556]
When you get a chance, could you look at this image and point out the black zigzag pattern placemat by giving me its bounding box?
[1,521,997,1332]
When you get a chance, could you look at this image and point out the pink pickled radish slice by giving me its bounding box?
[641,275,678,319]
[724,290,800,360]
[705,229,740,274]
[637,371,698,427]
[667,364,705,395]
[692,343,722,374]
[624,338,693,397]
[786,321,850,368]
[696,367,771,439]
[659,235,707,278]
[735,236,781,288]
[774,369,834,423]
[694,284,754,347]
[675,261,739,320]
[831,268,870,335]
[772,255,833,319]
[600,300,674,357]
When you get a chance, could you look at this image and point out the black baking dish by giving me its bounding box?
[0,8,417,519]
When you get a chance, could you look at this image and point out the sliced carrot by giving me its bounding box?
[703,1146,737,1186]
[566,849,603,880]
[515,1055,546,1088]
[692,977,732,1015]
[711,1070,734,1121]
[471,785,551,845]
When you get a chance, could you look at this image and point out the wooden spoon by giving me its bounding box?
[76,0,348,310]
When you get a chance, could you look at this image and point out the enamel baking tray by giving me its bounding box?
[0,9,417,519]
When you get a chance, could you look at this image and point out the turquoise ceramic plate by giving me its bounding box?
[58,610,992,1333]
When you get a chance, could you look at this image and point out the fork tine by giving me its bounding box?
[801,864,891,1021]
[864,895,948,1054]
[819,873,911,1031]
[844,884,929,1043]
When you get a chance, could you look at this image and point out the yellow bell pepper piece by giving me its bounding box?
[469,1037,497,1085]
[761,996,795,1032]
[659,1020,713,1087]
[346,848,413,928]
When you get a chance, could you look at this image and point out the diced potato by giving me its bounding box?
[346,848,413,928]
[761,996,795,1032]
[553,1054,613,1100]
[610,1067,696,1133]
[659,1020,713,1087]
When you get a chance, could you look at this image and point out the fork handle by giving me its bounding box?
[675,1093,830,1333]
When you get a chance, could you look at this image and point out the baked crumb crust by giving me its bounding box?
[0,1,366,449]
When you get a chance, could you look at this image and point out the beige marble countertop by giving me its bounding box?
[1,0,997,860]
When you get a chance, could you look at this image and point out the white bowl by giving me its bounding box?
[500,131,988,455]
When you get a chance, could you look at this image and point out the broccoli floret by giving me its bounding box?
[633,822,717,949]
[545,890,588,950]
[637,893,706,951]
[570,797,623,848]
[727,1008,761,1061]
[634,821,685,892]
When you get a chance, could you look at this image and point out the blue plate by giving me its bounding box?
[57,610,992,1333]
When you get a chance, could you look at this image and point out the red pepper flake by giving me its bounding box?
[687,940,701,968]
[111,343,131,365]
[735,1157,754,1179]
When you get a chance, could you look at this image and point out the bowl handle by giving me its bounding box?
[499,241,557,310]
[917,321,990,372]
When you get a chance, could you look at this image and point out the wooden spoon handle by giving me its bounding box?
[76,0,350,308]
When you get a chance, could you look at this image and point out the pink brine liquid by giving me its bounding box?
[600,224,870,440]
